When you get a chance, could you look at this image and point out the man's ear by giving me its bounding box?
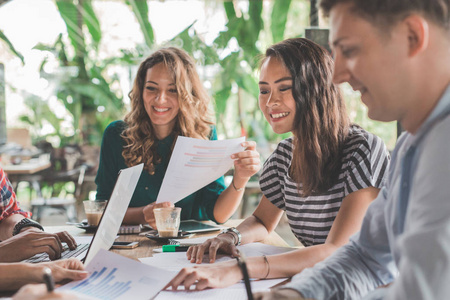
[404,14,429,57]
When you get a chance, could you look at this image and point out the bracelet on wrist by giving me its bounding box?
[219,231,237,245]
[225,227,242,246]
[262,255,270,279]
[231,179,245,192]
[12,218,44,236]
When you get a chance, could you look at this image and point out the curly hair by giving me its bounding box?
[262,38,350,196]
[122,47,214,174]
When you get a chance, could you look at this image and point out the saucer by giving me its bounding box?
[145,231,193,241]
[75,222,98,233]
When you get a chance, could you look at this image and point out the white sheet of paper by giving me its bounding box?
[59,249,176,300]
[139,252,233,272]
[155,278,287,299]
[140,242,294,273]
[238,242,294,256]
[156,136,245,204]
[172,235,218,245]
[74,236,93,245]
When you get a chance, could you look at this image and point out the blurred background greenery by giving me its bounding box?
[0,0,396,157]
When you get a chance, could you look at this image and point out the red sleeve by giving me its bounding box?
[0,167,31,222]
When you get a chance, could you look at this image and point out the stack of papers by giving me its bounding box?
[57,243,294,300]
[59,250,176,300]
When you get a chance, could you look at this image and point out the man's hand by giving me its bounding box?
[142,202,173,229]
[0,230,77,262]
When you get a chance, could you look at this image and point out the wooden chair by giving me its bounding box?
[30,144,88,223]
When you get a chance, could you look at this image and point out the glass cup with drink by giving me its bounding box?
[83,200,107,227]
[154,207,182,237]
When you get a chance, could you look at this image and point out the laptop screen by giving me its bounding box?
[83,163,143,265]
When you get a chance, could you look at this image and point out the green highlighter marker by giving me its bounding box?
[162,245,190,252]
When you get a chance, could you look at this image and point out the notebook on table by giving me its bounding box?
[24,163,143,265]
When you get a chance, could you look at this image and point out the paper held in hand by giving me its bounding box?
[156,136,245,204]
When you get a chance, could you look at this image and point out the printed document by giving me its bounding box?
[156,136,245,204]
[59,249,176,300]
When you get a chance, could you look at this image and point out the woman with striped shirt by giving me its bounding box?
[167,38,390,290]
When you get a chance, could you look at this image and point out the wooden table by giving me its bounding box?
[0,223,289,297]
[2,160,51,175]
[2,160,52,198]
[45,220,290,261]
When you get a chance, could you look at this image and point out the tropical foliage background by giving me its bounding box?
[0,0,396,157]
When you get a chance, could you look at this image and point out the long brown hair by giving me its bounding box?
[263,38,350,196]
[122,47,214,174]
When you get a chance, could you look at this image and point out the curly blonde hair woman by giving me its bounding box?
[95,47,260,227]
[122,47,213,175]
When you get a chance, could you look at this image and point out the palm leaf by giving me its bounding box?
[271,0,291,43]
[0,29,24,64]
[55,0,85,54]
[126,0,154,48]
[81,0,101,48]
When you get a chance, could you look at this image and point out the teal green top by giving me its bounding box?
[95,120,226,223]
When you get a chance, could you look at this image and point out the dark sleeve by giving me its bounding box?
[194,176,226,223]
[95,121,126,201]
[344,133,390,195]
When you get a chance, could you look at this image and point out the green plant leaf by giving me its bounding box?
[271,0,291,43]
[235,72,259,98]
[81,0,101,48]
[0,29,24,64]
[249,0,263,37]
[55,0,85,56]
[126,0,154,48]
[223,1,236,20]
[214,86,231,117]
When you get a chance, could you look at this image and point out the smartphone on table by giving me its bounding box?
[111,241,139,249]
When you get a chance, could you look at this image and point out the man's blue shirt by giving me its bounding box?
[284,85,450,300]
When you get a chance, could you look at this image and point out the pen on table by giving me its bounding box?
[42,267,55,293]
[236,251,254,300]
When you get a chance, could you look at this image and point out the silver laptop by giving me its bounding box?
[24,163,143,265]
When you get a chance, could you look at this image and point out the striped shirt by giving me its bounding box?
[259,125,390,247]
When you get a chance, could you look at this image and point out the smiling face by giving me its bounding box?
[259,56,297,134]
[329,2,412,124]
[143,62,180,139]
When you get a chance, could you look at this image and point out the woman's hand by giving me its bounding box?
[231,141,261,183]
[187,233,239,264]
[142,202,173,229]
[166,260,242,291]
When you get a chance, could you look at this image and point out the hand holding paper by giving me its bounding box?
[156,136,246,204]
